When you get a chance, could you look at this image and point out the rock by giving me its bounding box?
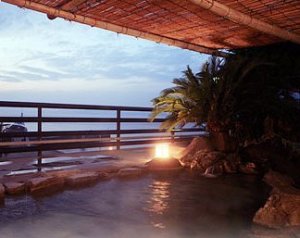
[223,160,238,174]
[147,159,182,172]
[203,154,240,176]
[253,171,300,228]
[223,153,240,174]
[239,162,258,175]
[47,169,80,179]
[289,209,300,226]
[185,148,239,175]
[213,162,224,175]
[4,182,25,195]
[241,137,285,166]
[203,162,224,177]
[65,172,99,187]
[253,190,300,228]
[240,137,300,184]
[98,172,109,179]
[263,170,295,191]
[0,183,4,202]
[118,167,143,177]
[190,151,225,173]
[250,226,300,238]
[27,176,64,195]
[180,137,215,163]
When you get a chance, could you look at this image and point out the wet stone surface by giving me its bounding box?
[117,168,144,177]
[65,172,99,187]
[27,176,65,195]
[4,182,25,195]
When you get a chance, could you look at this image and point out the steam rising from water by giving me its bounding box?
[0,173,269,238]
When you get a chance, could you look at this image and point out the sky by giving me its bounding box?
[0,2,209,107]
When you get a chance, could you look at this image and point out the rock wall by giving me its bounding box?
[241,137,300,186]
[253,170,300,228]
[180,137,256,176]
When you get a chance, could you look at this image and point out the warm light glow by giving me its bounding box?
[155,143,170,159]
[108,146,114,151]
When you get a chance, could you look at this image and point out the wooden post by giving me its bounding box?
[0,121,2,158]
[116,109,121,150]
[171,130,175,144]
[37,106,42,172]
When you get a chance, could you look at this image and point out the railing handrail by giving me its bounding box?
[0,134,195,147]
[0,116,164,123]
[0,101,153,111]
[0,128,202,138]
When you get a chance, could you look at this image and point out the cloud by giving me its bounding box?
[0,2,208,106]
[0,74,21,82]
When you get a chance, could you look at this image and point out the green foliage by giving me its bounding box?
[150,57,223,131]
[151,43,300,142]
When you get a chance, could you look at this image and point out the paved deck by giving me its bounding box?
[0,144,186,183]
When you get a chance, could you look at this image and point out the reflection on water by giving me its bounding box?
[147,181,171,229]
[148,181,171,215]
[0,172,269,238]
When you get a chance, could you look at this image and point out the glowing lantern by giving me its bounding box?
[147,143,182,171]
[155,143,170,160]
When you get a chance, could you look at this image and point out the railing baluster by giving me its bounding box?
[171,130,175,143]
[116,109,121,150]
[37,106,43,172]
[0,121,2,158]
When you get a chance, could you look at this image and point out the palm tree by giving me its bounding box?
[150,56,223,131]
[151,43,300,147]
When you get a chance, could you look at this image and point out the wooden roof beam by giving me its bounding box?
[2,0,227,57]
[59,0,87,11]
[188,0,300,44]
[47,0,87,19]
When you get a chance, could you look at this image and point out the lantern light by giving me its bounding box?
[146,143,182,171]
[155,143,170,160]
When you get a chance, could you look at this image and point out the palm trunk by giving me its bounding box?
[207,121,237,152]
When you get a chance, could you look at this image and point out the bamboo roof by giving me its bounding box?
[3,0,300,56]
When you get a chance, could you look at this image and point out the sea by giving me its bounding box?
[0,106,200,134]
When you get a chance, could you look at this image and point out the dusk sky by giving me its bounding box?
[0,2,208,107]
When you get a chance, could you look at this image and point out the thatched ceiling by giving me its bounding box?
[2,0,300,56]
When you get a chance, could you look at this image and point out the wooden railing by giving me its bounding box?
[0,101,204,155]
